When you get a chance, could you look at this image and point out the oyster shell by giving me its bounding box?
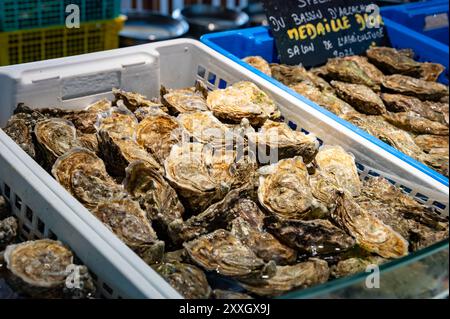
[134,105,167,122]
[231,217,297,265]
[420,62,446,82]
[331,81,386,115]
[382,74,449,101]
[97,130,162,178]
[333,192,409,259]
[270,64,334,93]
[92,199,165,265]
[123,161,184,234]
[0,217,18,250]
[381,93,449,125]
[4,240,73,298]
[246,120,320,164]
[366,46,422,76]
[34,119,77,170]
[340,56,385,86]
[289,82,356,116]
[3,114,38,158]
[239,259,330,297]
[207,81,281,127]
[243,56,272,76]
[163,249,188,263]
[76,133,99,154]
[62,265,96,299]
[414,135,449,153]
[213,289,254,299]
[409,223,449,251]
[136,111,183,165]
[161,82,209,115]
[321,58,381,91]
[315,145,361,197]
[184,229,276,279]
[153,262,212,299]
[86,99,112,113]
[331,256,386,279]
[113,88,165,113]
[383,112,449,136]
[95,107,138,140]
[164,143,225,213]
[52,148,126,209]
[265,216,356,255]
[258,157,318,220]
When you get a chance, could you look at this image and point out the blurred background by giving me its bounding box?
[0,0,443,66]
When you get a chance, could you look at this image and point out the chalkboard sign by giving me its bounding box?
[263,0,388,67]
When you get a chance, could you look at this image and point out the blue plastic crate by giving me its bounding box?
[381,0,449,45]
[0,0,121,32]
[201,23,449,186]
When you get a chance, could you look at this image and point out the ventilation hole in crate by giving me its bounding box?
[368,170,380,177]
[48,229,58,240]
[317,137,324,146]
[218,79,227,89]
[386,178,396,185]
[288,121,297,130]
[15,195,22,210]
[103,283,114,295]
[208,72,217,85]
[356,163,365,172]
[433,201,446,210]
[37,218,45,235]
[415,193,429,202]
[25,206,33,223]
[400,185,412,194]
[22,223,31,236]
[4,184,11,199]
[197,65,206,78]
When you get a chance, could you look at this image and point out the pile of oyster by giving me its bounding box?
[244,47,449,177]
[2,80,448,299]
[0,195,96,299]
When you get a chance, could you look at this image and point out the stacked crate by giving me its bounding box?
[0,0,124,65]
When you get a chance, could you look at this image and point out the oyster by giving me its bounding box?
[331,81,386,115]
[163,249,188,263]
[213,289,253,299]
[270,64,334,93]
[52,148,126,209]
[246,120,320,164]
[123,161,184,233]
[134,106,167,122]
[3,114,38,158]
[409,223,449,251]
[340,56,385,86]
[153,262,212,299]
[161,82,209,115]
[184,229,276,279]
[383,112,449,136]
[0,196,10,219]
[381,93,449,125]
[0,217,18,250]
[92,199,165,265]
[95,107,138,140]
[420,62,446,82]
[333,193,409,259]
[290,82,356,116]
[331,256,386,278]
[86,99,112,113]
[258,157,318,220]
[34,119,78,170]
[97,130,162,178]
[321,58,381,91]
[113,88,165,113]
[207,81,281,127]
[168,189,263,244]
[164,143,225,213]
[76,133,99,154]
[315,145,361,197]
[366,46,422,76]
[231,217,297,265]
[4,240,74,298]
[239,259,330,297]
[243,56,272,76]
[265,216,356,255]
[136,111,183,165]
[382,74,449,101]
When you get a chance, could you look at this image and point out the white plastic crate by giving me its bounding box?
[0,39,448,299]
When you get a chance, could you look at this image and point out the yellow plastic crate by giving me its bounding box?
[0,17,124,66]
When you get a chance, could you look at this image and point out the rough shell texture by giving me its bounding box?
[154,262,212,299]
[92,199,164,265]
[246,120,320,164]
[333,193,409,259]
[213,289,254,299]
[258,157,318,220]
[382,74,449,101]
[243,56,272,76]
[95,107,138,140]
[231,217,297,265]
[62,265,96,299]
[331,81,386,115]
[113,88,165,113]
[207,81,281,127]
[134,106,167,122]
[315,145,361,197]
[3,115,37,158]
[366,46,422,76]
[341,56,385,85]
[414,135,449,153]
[136,112,183,165]
[184,229,276,279]
[161,83,209,115]
[239,259,330,297]
[265,216,356,255]
[383,112,449,136]
[332,256,386,278]
[420,62,446,82]
[0,217,18,250]
[76,133,99,154]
